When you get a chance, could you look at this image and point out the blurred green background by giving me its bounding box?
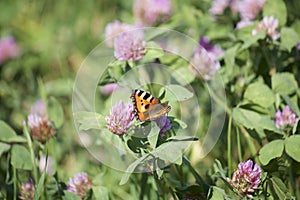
[0,0,231,177]
[0,1,220,197]
[0,0,133,193]
[4,1,300,199]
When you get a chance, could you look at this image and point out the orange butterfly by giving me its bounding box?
[131,89,171,121]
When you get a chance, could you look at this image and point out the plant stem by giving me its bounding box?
[151,158,165,199]
[183,156,209,192]
[153,172,164,200]
[287,157,295,196]
[206,83,231,115]
[239,126,257,157]
[227,116,232,176]
[175,164,184,186]
[236,126,242,162]
[5,154,12,184]
[139,173,148,200]
[13,166,16,200]
[23,123,38,183]
[169,187,178,200]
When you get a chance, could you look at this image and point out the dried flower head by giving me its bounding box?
[189,46,221,80]
[114,29,146,61]
[238,0,265,20]
[0,36,20,64]
[104,21,135,48]
[39,155,55,176]
[67,172,92,199]
[27,114,56,143]
[133,0,171,26]
[19,181,35,200]
[228,160,262,198]
[106,101,134,135]
[275,105,298,128]
[252,16,280,40]
[155,115,171,136]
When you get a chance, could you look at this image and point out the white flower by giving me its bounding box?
[39,155,55,176]
[252,16,280,40]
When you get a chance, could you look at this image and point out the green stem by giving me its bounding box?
[73,88,93,111]
[287,157,295,196]
[261,42,275,71]
[5,154,11,184]
[13,166,16,200]
[236,126,242,162]
[175,164,184,186]
[139,173,148,200]
[153,172,164,199]
[169,187,178,200]
[227,116,232,176]
[239,126,257,157]
[183,156,209,192]
[152,158,166,199]
[23,123,38,183]
[206,84,231,115]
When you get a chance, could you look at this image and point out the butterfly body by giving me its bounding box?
[131,89,171,121]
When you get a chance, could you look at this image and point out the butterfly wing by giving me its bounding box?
[131,89,170,121]
[143,102,171,120]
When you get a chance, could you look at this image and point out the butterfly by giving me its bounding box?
[131,89,171,121]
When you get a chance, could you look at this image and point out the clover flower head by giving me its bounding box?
[27,114,56,143]
[134,0,171,26]
[155,115,171,136]
[100,83,119,95]
[296,43,300,51]
[199,36,223,60]
[104,21,135,48]
[209,0,230,15]
[210,0,239,16]
[189,46,221,80]
[19,181,35,200]
[238,0,265,20]
[106,100,134,135]
[275,105,298,128]
[30,99,47,118]
[229,0,239,13]
[228,160,262,198]
[236,20,254,29]
[114,29,146,61]
[67,172,92,199]
[0,36,20,64]
[252,16,280,40]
